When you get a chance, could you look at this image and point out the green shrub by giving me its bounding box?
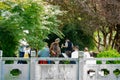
[97,49,120,64]
[97,49,120,58]
[64,60,70,64]
[113,69,120,76]
[96,60,102,64]
[5,60,14,64]
[10,69,21,76]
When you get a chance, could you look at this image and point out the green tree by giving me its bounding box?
[77,0,120,52]
[0,0,64,56]
[0,27,18,57]
[46,0,95,50]
[46,0,120,53]
[62,23,94,50]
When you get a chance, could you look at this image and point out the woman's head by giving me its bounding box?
[55,38,60,43]
[84,47,88,51]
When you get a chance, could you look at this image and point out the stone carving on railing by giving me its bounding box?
[35,63,77,80]
[83,58,120,80]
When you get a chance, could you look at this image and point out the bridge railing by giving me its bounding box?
[0,57,120,80]
[82,58,120,80]
[0,57,79,80]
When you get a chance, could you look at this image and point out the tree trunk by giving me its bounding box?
[103,34,107,49]
[108,27,113,46]
[97,30,100,51]
[114,24,120,53]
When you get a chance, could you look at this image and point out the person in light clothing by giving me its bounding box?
[71,46,79,64]
[38,44,50,57]
[71,46,79,58]
[24,45,31,58]
[83,47,90,58]
[83,47,96,64]
[38,43,50,64]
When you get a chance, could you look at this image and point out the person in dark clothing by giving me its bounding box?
[62,39,73,57]
[18,43,26,64]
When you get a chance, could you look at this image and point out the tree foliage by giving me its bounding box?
[0,27,18,57]
[0,0,64,56]
[46,0,95,49]
[46,23,95,50]
[62,23,94,50]
[46,0,120,52]
[79,0,120,52]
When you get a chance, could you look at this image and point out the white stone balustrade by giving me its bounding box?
[0,57,120,80]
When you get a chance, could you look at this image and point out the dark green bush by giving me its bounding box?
[5,60,14,64]
[113,69,120,76]
[96,60,102,64]
[10,69,21,76]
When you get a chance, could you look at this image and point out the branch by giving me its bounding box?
[92,37,104,46]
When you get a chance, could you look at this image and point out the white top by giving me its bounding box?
[83,52,91,58]
[25,48,31,54]
[84,51,96,64]
[71,50,78,58]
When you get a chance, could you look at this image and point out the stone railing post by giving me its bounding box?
[0,50,3,80]
[30,50,36,80]
[54,60,59,79]
[77,57,80,80]
[78,51,84,80]
[30,57,36,80]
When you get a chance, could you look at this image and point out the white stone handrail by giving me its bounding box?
[1,57,78,61]
[0,57,120,80]
[82,58,120,80]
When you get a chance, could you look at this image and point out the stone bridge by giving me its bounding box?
[0,57,120,80]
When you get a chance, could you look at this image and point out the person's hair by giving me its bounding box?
[84,47,88,51]
[66,38,70,41]
[55,38,60,42]
[26,45,29,48]
[74,45,79,50]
